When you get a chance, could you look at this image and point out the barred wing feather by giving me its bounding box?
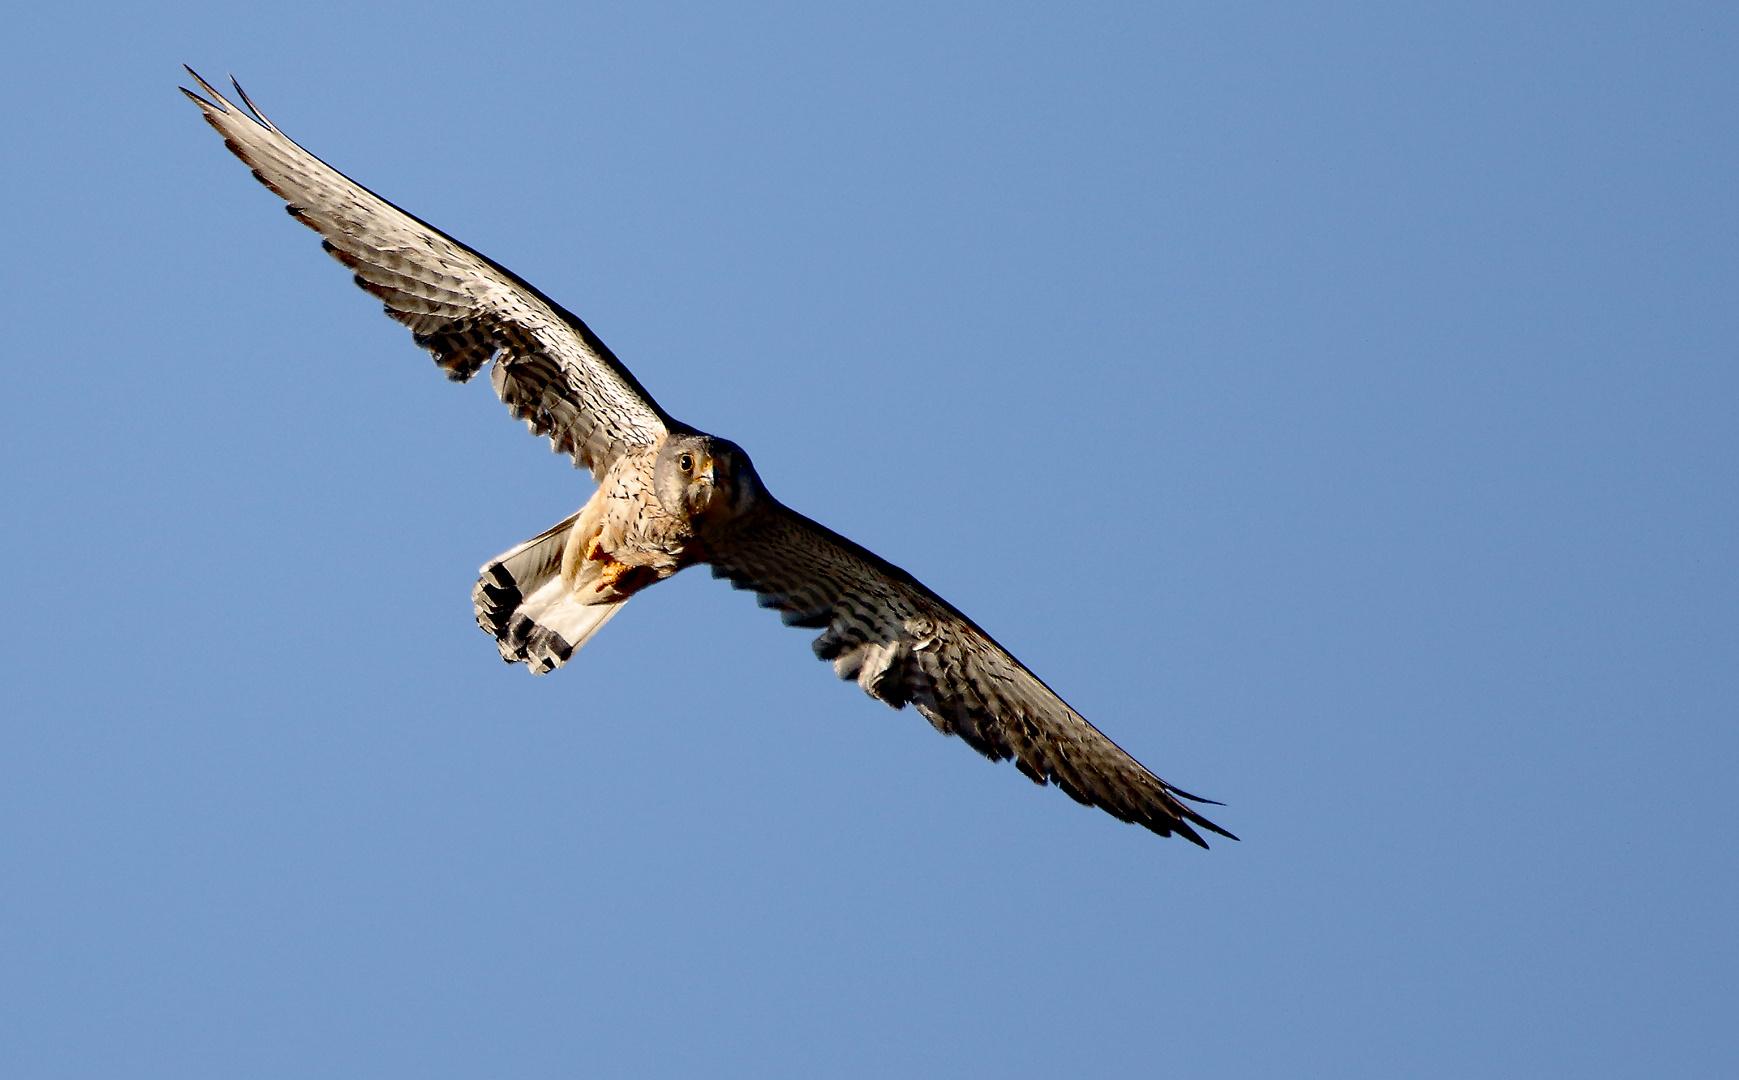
[181,70,670,479]
[710,505,1236,846]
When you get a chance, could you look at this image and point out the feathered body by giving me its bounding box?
[185,70,1236,846]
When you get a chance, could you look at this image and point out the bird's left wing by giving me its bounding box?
[708,503,1236,845]
[183,70,671,479]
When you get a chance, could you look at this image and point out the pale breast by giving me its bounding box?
[600,445,697,572]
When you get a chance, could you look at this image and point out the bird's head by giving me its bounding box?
[655,434,762,524]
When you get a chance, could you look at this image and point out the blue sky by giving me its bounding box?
[2,3,1734,1077]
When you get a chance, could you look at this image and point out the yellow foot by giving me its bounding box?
[591,559,657,599]
[596,560,631,591]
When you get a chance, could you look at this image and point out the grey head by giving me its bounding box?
[654,433,764,524]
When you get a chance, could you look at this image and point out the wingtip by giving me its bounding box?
[180,67,276,133]
[1153,778,1238,843]
[1165,782,1226,807]
[1172,815,1238,848]
[228,74,276,130]
[1189,814,1240,843]
[180,65,227,111]
[1161,785,1239,844]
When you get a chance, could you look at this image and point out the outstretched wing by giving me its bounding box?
[709,505,1236,846]
[183,70,671,479]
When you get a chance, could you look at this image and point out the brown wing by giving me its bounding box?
[183,70,672,479]
[708,503,1236,846]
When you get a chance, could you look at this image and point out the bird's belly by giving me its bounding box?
[563,491,698,604]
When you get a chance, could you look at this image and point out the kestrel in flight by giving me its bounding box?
[184,70,1236,846]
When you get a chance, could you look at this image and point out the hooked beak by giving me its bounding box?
[695,455,735,517]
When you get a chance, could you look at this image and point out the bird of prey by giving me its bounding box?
[183,69,1236,846]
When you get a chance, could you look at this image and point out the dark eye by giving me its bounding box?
[678,453,694,472]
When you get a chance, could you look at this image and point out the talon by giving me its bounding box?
[595,560,630,591]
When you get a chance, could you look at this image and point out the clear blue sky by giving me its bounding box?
[2,3,1734,1077]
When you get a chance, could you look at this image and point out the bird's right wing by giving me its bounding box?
[184,70,672,479]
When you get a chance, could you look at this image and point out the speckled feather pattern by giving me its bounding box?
[182,72,668,481]
[707,507,1233,843]
[186,71,1233,845]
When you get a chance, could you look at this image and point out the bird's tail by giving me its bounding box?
[473,511,627,674]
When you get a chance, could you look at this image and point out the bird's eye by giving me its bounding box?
[678,453,694,473]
